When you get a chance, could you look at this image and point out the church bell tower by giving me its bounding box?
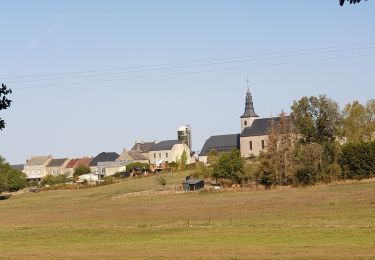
[240,82,259,132]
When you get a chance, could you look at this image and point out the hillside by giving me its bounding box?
[1,172,375,259]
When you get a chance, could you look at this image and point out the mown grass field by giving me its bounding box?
[1,171,375,259]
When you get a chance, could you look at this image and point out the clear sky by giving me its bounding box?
[1,1,374,164]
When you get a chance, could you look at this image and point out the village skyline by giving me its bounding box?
[1,1,374,164]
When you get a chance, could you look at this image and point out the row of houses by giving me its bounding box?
[12,135,193,181]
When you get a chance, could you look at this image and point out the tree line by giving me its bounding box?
[195,95,375,188]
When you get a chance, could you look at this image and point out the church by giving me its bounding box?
[199,87,283,163]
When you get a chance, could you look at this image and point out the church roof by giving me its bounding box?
[240,88,259,118]
[241,117,291,137]
[199,134,240,156]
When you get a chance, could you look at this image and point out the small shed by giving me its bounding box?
[182,179,204,191]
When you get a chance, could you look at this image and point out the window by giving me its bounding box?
[261,140,265,149]
[249,141,253,150]
[154,153,156,159]
[159,153,161,158]
[244,120,247,126]
[166,153,168,158]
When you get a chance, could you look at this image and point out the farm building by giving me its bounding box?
[182,179,204,191]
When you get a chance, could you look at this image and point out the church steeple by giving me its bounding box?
[240,82,258,119]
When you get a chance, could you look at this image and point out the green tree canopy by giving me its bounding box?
[0,156,26,193]
[212,149,245,183]
[73,165,91,178]
[0,84,12,131]
[291,95,342,144]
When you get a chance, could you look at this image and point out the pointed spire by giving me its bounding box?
[241,80,259,118]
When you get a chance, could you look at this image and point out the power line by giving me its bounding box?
[2,42,375,81]
[13,52,375,90]
[5,45,375,84]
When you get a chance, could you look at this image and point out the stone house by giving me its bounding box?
[45,158,70,176]
[149,140,191,164]
[23,155,52,181]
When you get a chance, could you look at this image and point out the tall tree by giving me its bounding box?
[291,95,342,144]
[0,84,12,131]
[342,99,375,142]
[0,156,26,193]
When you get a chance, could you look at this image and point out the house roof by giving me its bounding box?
[150,140,181,151]
[199,134,240,156]
[10,164,24,171]
[117,150,147,161]
[240,116,290,137]
[66,158,79,169]
[131,142,155,153]
[25,156,51,166]
[89,152,119,167]
[77,157,92,168]
[46,158,68,168]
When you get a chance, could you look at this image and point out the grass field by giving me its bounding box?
[1,172,375,259]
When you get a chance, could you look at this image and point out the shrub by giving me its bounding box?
[193,162,212,178]
[0,157,26,193]
[295,167,317,186]
[41,174,68,186]
[339,141,375,179]
[126,162,150,172]
[73,165,91,178]
[212,149,244,183]
[155,175,167,186]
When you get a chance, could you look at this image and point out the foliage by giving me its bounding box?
[0,84,12,131]
[340,0,367,6]
[0,156,26,193]
[339,141,375,179]
[342,99,375,142]
[126,162,150,172]
[41,174,69,186]
[257,158,274,189]
[295,167,317,186]
[179,150,188,169]
[155,175,167,186]
[207,150,219,165]
[73,165,91,178]
[193,162,212,178]
[212,149,245,183]
[291,95,342,144]
[262,112,296,185]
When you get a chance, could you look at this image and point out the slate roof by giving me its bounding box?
[131,142,155,153]
[89,152,119,167]
[10,164,24,171]
[150,140,181,151]
[46,158,68,168]
[25,156,51,166]
[199,134,240,156]
[117,151,147,161]
[240,89,259,118]
[241,116,290,137]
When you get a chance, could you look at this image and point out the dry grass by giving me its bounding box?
[1,172,375,259]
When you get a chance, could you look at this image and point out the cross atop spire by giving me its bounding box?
[240,80,259,118]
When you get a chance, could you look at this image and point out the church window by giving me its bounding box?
[159,153,161,158]
[249,141,253,150]
[166,153,168,158]
[244,120,247,126]
[154,153,156,159]
[261,140,265,149]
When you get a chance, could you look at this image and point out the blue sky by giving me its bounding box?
[1,1,374,164]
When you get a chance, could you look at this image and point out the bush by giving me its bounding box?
[193,162,212,178]
[41,174,68,186]
[212,149,244,183]
[73,165,91,178]
[155,175,167,186]
[324,163,342,182]
[295,167,317,186]
[126,162,150,172]
[339,141,375,179]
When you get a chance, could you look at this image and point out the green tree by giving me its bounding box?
[340,0,367,6]
[291,95,342,144]
[179,150,188,169]
[339,141,375,179]
[0,84,12,131]
[212,149,244,183]
[0,156,26,193]
[41,174,68,186]
[207,150,219,166]
[73,165,91,178]
[342,99,375,142]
